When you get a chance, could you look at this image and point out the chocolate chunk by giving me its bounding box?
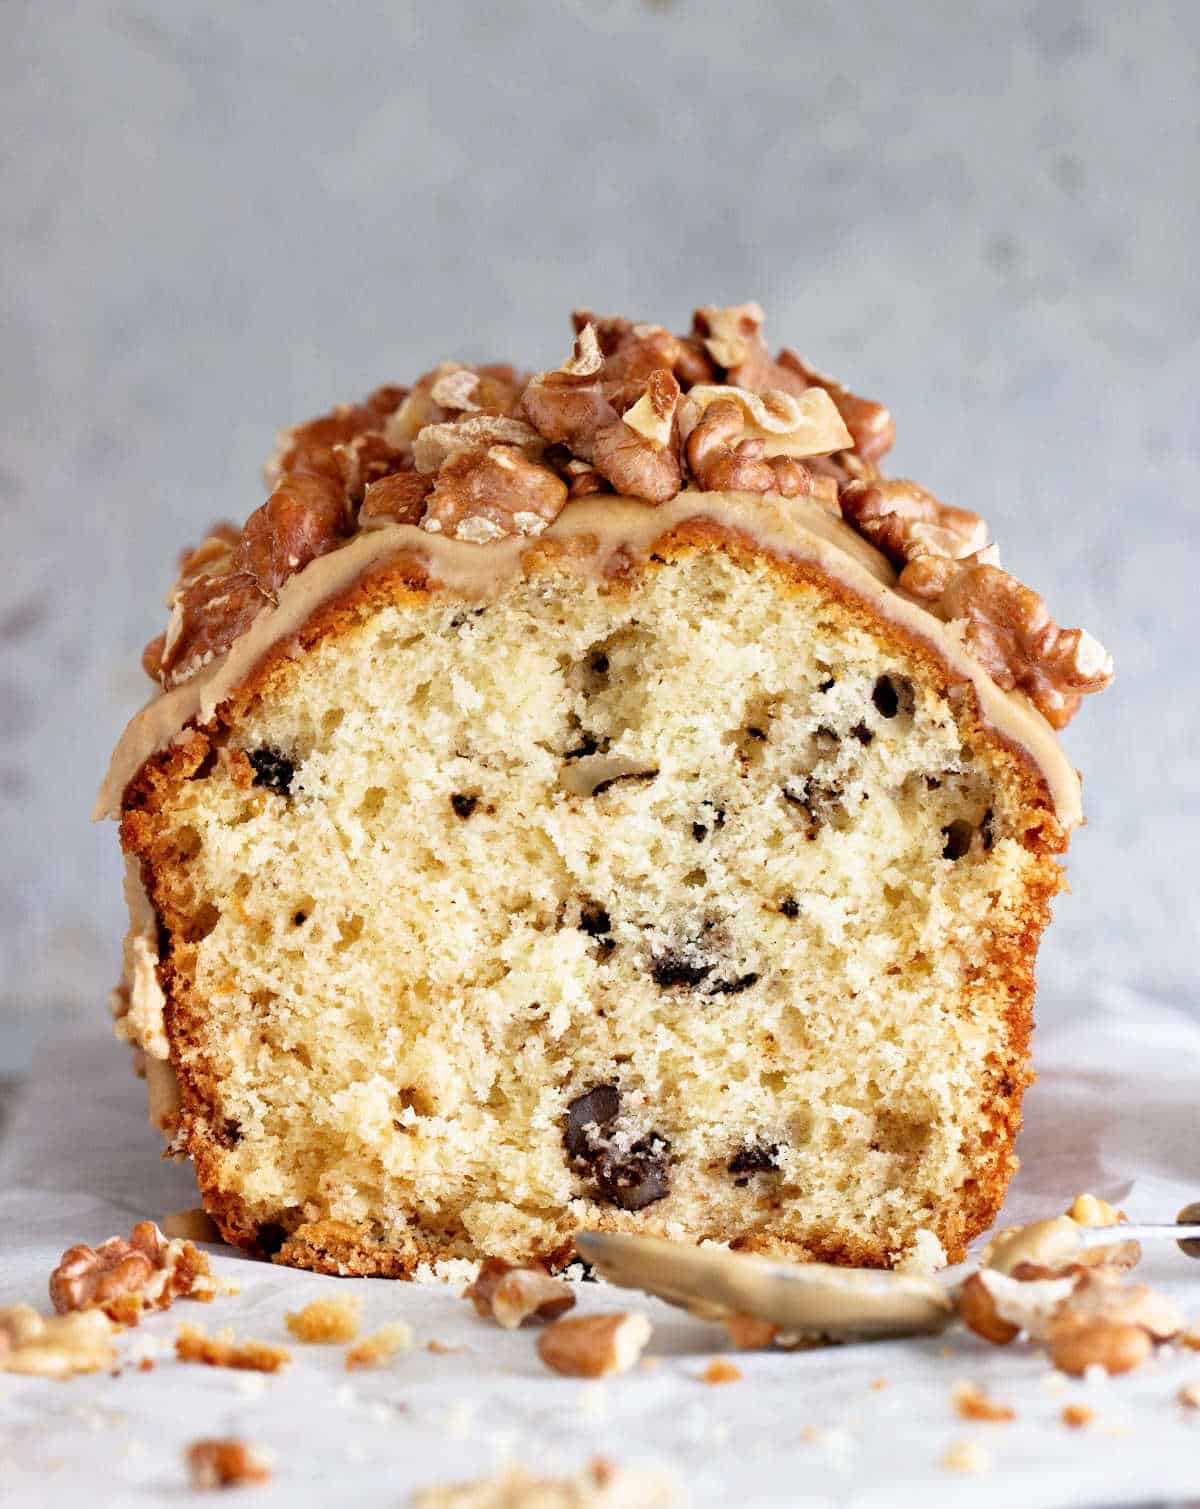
[564,1084,620,1159]
[705,971,760,997]
[818,676,836,692]
[692,821,708,842]
[450,793,478,819]
[590,769,658,797]
[650,951,712,989]
[942,819,974,860]
[579,905,611,936]
[590,654,609,674]
[218,1118,243,1147]
[728,1141,781,1179]
[248,746,294,795]
[872,676,900,718]
[564,735,600,761]
[595,1137,671,1211]
[851,722,874,745]
[779,897,800,918]
[292,911,307,926]
[980,807,995,851]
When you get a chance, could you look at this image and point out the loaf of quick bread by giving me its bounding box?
[100,303,1111,1275]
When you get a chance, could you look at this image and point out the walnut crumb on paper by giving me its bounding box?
[1061,1403,1094,1428]
[699,1359,743,1384]
[175,1323,290,1373]
[185,1437,272,1489]
[951,1381,1015,1422]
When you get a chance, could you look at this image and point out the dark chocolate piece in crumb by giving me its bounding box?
[650,951,712,989]
[706,971,760,997]
[450,793,478,819]
[595,1137,671,1211]
[579,905,612,937]
[564,1084,621,1160]
[871,676,900,718]
[942,819,974,860]
[779,897,800,918]
[248,747,295,795]
[728,1140,781,1175]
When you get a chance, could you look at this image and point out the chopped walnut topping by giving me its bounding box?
[463,1258,576,1329]
[344,1320,412,1370]
[412,414,545,474]
[265,385,405,487]
[900,558,1114,728]
[951,1381,1015,1422]
[49,1221,215,1322]
[422,445,568,543]
[359,469,433,525]
[536,1311,652,1378]
[175,1323,291,1373]
[839,479,989,566]
[284,1295,361,1343]
[0,1304,117,1378]
[681,395,834,502]
[137,299,1112,730]
[185,1439,273,1490]
[777,350,895,464]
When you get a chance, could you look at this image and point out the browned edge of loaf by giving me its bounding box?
[118,516,1067,1276]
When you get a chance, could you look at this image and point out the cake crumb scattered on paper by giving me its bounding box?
[1061,1403,1094,1428]
[941,1440,992,1475]
[345,1320,413,1370]
[700,1359,743,1384]
[285,1295,361,1343]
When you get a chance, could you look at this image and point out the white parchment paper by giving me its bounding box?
[2,988,1199,1508]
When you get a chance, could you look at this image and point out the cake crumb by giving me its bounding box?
[700,1359,743,1384]
[869,1377,888,1392]
[345,1320,413,1370]
[1178,1382,1200,1409]
[951,1381,1015,1423]
[1061,1403,1094,1428]
[941,1439,992,1475]
[426,1338,470,1355]
[185,1438,272,1490]
[285,1295,361,1343]
[175,1324,290,1373]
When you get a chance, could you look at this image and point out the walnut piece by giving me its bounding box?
[839,479,989,566]
[185,1439,273,1490]
[682,396,831,502]
[344,1319,412,1370]
[284,1295,361,1343]
[777,350,895,464]
[522,324,683,503]
[0,1304,118,1378]
[265,384,405,487]
[900,558,1114,729]
[536,1311,652,1378]
[359,469,433,525]
[463,1258,575,1329]
[49,1221,215,1323]
[951,1381,1015,1422]
[421,445,568,543]
[175,1323,291,1373]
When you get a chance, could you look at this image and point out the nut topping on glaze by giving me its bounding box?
[136,301,1113,731]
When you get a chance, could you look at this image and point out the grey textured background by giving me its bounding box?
[2,0,1197,1068]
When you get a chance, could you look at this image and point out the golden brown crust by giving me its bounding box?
[120,517,1061,1274]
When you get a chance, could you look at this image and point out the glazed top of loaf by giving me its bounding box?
[98,303,1111,825]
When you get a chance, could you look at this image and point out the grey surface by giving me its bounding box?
[2,1,1198,1066]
